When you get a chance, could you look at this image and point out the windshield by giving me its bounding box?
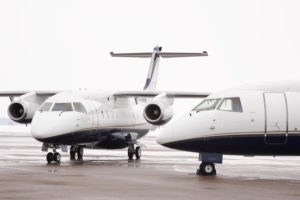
[73,102,87,114]
[192,99,221,111]
[39,102,53,112]
[52,103,73,112]
[218,97,243,112]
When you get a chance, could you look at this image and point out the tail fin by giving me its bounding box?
[110,46,208,91]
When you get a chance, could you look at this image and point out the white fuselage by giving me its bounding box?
[31,90,152,149]
[157,81,300,155]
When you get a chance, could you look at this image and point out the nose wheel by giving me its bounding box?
[46,152,61,163]
[197,162,216,176]
[70,145,84,161]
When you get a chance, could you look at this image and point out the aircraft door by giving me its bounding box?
[263,92,288,144]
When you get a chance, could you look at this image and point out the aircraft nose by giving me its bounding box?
[31,111,79,141]
[156,114,190,146]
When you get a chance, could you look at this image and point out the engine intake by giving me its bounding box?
[143,103,173,126]
[144,104,162,121]
[8,102,26,121]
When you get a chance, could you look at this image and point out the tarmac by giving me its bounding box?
[0,126,300,200]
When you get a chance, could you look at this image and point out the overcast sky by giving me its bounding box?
[0,0,300,118]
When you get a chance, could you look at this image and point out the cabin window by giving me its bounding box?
[73,102,87,114]
[52,103,73,112]
[39,102,53,112]
[192,98,221,111]
[218,97,243,112]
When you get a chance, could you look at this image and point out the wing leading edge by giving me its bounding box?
[0,91,60,97]
[114,91,210,98]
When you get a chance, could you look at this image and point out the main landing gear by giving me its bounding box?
[70,145,84,161]
[128,144,141,160]
[197,153,223,176]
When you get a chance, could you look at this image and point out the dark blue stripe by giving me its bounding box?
[36,129,148,149]
[162,135,300,155]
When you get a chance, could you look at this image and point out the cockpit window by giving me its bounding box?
[39,102,53,112]
[73,102,87,114]
[218,97,243,112]
[192,98,221,111]
[52,103,73,112]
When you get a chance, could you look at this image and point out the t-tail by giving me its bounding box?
[110,46,208,91]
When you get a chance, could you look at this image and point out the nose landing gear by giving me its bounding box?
[46,151,61,163]
[197,152,222,176]
[197,162,216,176]
[42,143,63,164]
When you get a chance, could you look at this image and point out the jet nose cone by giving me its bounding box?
[31,111,80,141]
[156,114,190,146]
[31,112,50,140]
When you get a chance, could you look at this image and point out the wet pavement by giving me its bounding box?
[0,126,299,200]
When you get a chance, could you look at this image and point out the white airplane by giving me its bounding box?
[1,46,210,163]
[157,81,300,176]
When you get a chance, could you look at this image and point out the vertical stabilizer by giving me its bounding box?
[143,46,162,90]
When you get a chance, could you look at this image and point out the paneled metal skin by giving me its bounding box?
[156,81,300,175]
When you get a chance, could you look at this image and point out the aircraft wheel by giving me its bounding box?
[199,162,216,176]
[135,146,141,160]
[128,149,134,160]
[77,147,83,160]
[70,147,76,160]
[70,151,76,160]
[46,152,54,163]
[53,152,61,163]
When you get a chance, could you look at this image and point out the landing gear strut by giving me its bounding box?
[197,153,222,176]
[128,144,141,160]
[70,145,84,161]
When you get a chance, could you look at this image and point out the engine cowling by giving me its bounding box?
[143,102,173,126]
[8,101,38,123]
[7,92,48,124]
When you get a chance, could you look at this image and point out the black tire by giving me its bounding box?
[77,147,83,160]
[128,148,134,160]
[53,152,61,163]
[135,146,141,160]
[199,162,216,176]
[70,151,76,160]
[46,152,54,163]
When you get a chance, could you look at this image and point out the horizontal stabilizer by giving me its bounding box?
[114,91,210,98]
[110,52,208,58]
[111,46,208,91]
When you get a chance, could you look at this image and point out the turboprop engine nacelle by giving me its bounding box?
[143,93,174,126]
[8,92,49,124]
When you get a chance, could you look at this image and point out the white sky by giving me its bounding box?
[0,0,300,118]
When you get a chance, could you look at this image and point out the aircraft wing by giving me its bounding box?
[0,90,60,97]
[114,91,210,98]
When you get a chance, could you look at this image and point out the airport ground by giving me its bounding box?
[0,126,299,200]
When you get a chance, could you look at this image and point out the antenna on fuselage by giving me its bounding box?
[110,46,208,91]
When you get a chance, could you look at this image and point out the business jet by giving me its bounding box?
[156,81,300,176]
[0,46,209,163]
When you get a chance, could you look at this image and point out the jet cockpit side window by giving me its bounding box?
[73,102,87,114]
[52,103,73,112]
[192,98,221,111]
[217,97,243,112]
[39,102,53,112]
